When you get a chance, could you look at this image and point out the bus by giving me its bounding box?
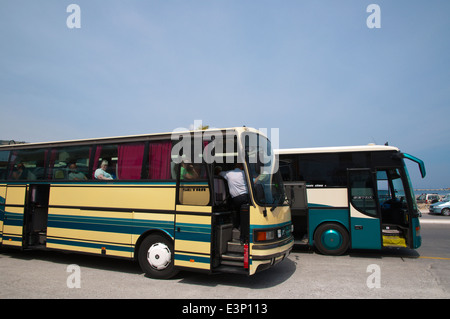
[276,144,425,255]
[0,127,293,278]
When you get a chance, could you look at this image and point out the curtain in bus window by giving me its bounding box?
[47,149,62,179]
[148,141,171,179]
[91,146,102,179]
[117,143,145,180]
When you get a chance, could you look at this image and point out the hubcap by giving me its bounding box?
[321,229,342,250]
[147,242,171,270]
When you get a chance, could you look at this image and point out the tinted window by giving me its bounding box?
[295,152,370,187]
[349,169,377,217]
[8,149,47,180]
[0,151,10,180]
[48,145,91,180]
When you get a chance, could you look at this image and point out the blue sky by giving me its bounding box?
[0,1,448,188]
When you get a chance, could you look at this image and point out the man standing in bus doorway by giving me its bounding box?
[219,163,249,242]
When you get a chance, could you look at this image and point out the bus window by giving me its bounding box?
[8,149,47,180]
[92,144,118,180]
[348,169,377,217]
[117,142,145,180]
[48,145,91,180]
[0,151,10,180]
[146,141,172,180]
[177,139,210,206]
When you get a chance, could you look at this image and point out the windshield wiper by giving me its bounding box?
[270,191,285,212]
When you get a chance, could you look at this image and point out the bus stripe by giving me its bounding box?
[47,237,133,252]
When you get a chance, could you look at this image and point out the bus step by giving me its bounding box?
[232,228,240,241]
[227,241,244,254]
[221,252,244,267]
[294,234,309,246]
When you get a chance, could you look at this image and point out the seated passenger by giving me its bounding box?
[68,163,87,181]
[180,161,199,180]
[94,160,114,180]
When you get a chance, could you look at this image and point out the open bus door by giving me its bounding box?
[347,169,382,250]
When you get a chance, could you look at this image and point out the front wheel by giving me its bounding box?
[314,223,349,255]
[138,234,179,279]
[442,208,450,216]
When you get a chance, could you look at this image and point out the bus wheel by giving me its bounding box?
[138,234,179,279]
[314,223,349,256]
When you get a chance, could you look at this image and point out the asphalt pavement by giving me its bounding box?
[0,207,449,300]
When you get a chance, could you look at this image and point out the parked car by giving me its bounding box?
[417,193,440,204]
[429,199,450,216]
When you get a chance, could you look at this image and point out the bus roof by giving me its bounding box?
[0,126,262,150]
[275,144,400,155]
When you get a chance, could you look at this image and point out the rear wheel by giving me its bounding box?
[138,234,179,279]
[442,208,450,216]
[314,223,349,255]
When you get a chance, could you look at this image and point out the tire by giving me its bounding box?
[314,223,349,256]
[138,233,179,279]
[442,208,450,216]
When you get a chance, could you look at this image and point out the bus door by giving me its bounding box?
[376,169,413,248]
[22,184,50,248]
[347,169,382,250]
[2,185,27,247]
[174,160,213,272]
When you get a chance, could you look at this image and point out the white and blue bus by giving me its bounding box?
[277,144,425,255]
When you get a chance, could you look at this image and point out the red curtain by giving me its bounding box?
[148,141,171,179]
[118,143,145,180]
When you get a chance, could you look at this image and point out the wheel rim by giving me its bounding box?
[321,229,343,250]
[147,242,171,270]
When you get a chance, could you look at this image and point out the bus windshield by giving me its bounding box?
[243,133,286,207]
[377,168,419,218]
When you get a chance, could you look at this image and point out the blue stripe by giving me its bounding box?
[2,212,23,227]
[47,238,133,252]
[48,214,175,238]
[175,253,210,264]
[175,222,211,242]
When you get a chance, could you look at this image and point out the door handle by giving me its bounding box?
[354,225,363,230]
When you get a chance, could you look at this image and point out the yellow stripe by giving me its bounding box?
[419,256,450,261]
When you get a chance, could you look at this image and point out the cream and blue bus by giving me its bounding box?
[276,144,425,255]
[0,127,293,278]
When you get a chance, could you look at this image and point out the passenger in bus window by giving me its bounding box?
[12,163,36,180]
[94,160,114,180]
[12,163,26,180]
[180,161,199,180]
[68,163,87,181]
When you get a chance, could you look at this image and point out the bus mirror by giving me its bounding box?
[403,153,426,178]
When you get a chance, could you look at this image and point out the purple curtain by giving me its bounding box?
[148,141,171,179]
[118,143,145,180]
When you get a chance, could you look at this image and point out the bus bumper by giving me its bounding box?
[250,236,294,275]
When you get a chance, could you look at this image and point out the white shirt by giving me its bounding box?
[220,168,248,198]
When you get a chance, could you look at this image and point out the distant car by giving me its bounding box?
[417,193,440,204]
[429,199,450,216]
